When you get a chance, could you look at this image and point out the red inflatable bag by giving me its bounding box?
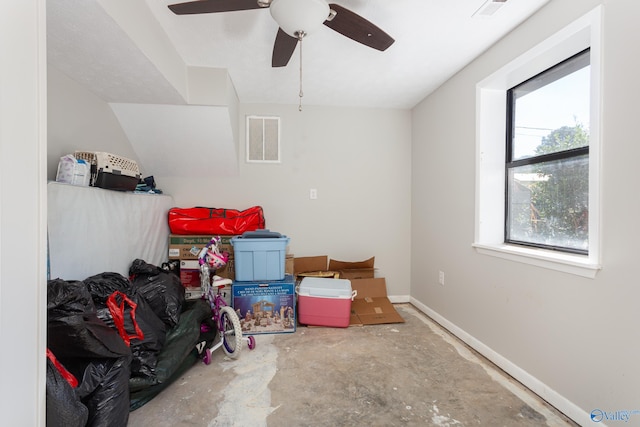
[168,206,265,235]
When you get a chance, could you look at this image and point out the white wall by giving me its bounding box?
[47,66,140,180]
[159,104,413,298]
[46,75,413,296]
[0,0,47,425]
[411,0,639,424]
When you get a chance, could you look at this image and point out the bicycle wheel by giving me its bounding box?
[219,306,243,359]
[246,335,256,350]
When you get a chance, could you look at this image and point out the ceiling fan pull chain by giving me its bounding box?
[298,34,304,112]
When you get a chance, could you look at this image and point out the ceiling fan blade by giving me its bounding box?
[272,28,298,67]
[168,0,263,15]
[323,4,394,51]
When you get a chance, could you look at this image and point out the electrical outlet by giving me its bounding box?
[438,271,445,286]
[309,188,318,199]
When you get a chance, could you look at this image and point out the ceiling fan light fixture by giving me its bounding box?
[270,0,330,38]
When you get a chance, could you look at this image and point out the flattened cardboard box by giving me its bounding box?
[349,278,404,326]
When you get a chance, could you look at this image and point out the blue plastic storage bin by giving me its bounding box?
[231,230,290,281]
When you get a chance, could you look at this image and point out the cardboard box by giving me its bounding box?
[232,275,296,335]
[185,284,231,306]
[184,287,203,300]
[285,254,294,276]
[293,255,330,276]
[180,260,201,288]
[180,259,200,270]
[217,260,235,280]
[171,235,235,280]
[349,278,404,326]
[293,256,375,280]
[168,234,235,260]
[181,258,235,294]
[328,257,375,280]
[197,258,235,281]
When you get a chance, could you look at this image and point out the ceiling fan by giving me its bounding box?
[167,0,395,67]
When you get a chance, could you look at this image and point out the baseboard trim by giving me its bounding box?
[409,297,594,427]
[388,294,411,303]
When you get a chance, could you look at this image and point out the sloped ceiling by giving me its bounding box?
[110,103,238,177]
[47,0,185,105]
[47,0,241,176]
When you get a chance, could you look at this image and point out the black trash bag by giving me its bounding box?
[129,299,217,410]
[84,272,132,304]
[47,279,132,427]
[161,259,180,276]
[129,259,185,328]
[46,352,88,427]
[130,349,161,379]
[47,279,131,360]
[67,356,131,427]
[95,291,167,379]
[85,272,167,370]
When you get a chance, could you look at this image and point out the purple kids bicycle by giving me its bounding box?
[198,237,256,364]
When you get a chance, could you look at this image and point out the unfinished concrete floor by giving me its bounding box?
[127,304,577,427]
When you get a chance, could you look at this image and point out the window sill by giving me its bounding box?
[472,243,601,278]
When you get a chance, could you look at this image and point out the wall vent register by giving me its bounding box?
[246,116,281,163]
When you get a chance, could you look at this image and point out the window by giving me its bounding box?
[505,49,590,254]
[246,116,280,163]
[474,7,601,278]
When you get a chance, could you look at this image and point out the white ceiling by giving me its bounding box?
[47,0,185,105]
[48,0,551,110]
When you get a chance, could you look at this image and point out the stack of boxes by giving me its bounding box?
[293,256,405,326]
[168,234,235,303]
[169,233,404,330]
[230,230,295,335]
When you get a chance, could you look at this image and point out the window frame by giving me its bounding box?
[504,48,591,255]
[473,7,602,278]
